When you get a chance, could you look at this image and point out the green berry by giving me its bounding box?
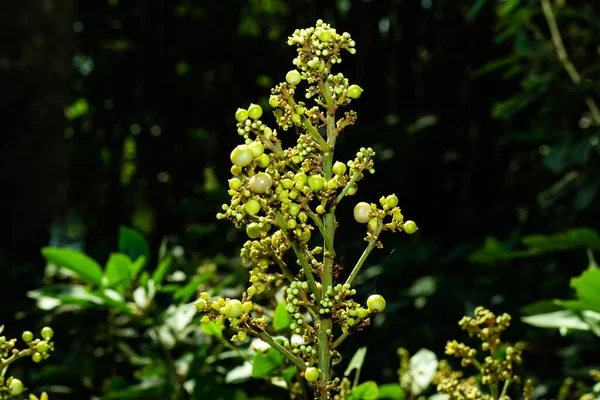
[246,223,262,238]
[248,103,263,120]
[288,202,301,216]
[242,301,253,313]
[244,199,261,215]
[269,95,279,108]
[319,30,333,42]
[248,141,264,157]
[288,219,297,229]
[385,194,399,208]
[228,178,243,190]
[41,327,54,340]
[353,202,372,223]
[36,341,49,353]
[22,331,34,342]
[332,161,347,176]
[308,175,325,192]
[249,172,273,193]
[224,299,243,318]
[347,184,358,196]
[286,70,302,85]
[195,299,207,312]
[348,84,363,99]
[230,145,254,167]
[9,378,23,395]
[368,218,379,233]
[356,308,368,319]
[235,108,249,122]
[291,113,301,124]
[305,366,320,382]
[257,154,270,168]
[403,220,418,234]
[32,352,43,363]
[367,294,386,312]
[294,172,308,183]
[281,179,294,189]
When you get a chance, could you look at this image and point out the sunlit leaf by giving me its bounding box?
[41,248,103,286]
[348,381,379,400]
[252,348,284,378]
[273,301,291,332]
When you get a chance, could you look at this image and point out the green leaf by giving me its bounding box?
[103,253,132,292]
[201,321,224,338]
[376,384,404,399]
[273,301,291,332]
[100,376,165,399]
[252,348,284,378]
[344,347,367,377]
[152,255,172,286]
[174,273,212,303]
[41,247,103,286]
[466,0,489,21]
[130,255,147,279]
[119,226,150,266]
[348,381,379,400]
[570,269,600,313]
[282,366,297,385]
[27,285,106,310]
[520,299,563,316]
[94,289,134,315]
[521,310,590,331]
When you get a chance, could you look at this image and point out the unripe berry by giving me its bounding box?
[230,145,254,167]
[41,327,54,340]
[195,299,207,312]
[242,301,253,313]
[248,141,264,157]
[286,70,302,85]
[246,223,262,238]
[403,220,418,234]
[235,108,249,122]
[229,178,243,190]
[249,172,273,193]
[385,194,399,208]
[304,366,320,382]
[9,378,23,395]
[244,199,261,215]
[257,154,270,168]
[332,161,347,176]
[353,202,372,223]
[367,294,386,312]
[347,184,358,196]
[288,202,301,216]
[294,172,308,183]
[36,341,49,353]
[224,299,243,318]
[32,352,43,363]
[319,29,333,42]
[308,175,325,192]
[247,103,263,120]
[368,218,379,233]
[269,95,279,108]
[22,331,34,342]
[348,85,363,99]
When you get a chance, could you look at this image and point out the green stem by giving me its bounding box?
[345,220,382,286]
[304,207,335,256]
[335,157,369,204]
[1,348,33,376]
[302,115,331,151]
[331,330,351,350]
[270,251,296,282]
[276,211,320,301]
[499,378,511,399]
[254,329,307,371]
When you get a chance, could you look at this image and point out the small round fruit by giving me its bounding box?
[195,299,207,312]
[368,218,379,233]
[332,161,347,176]
[288,202,301,216]
[367,294,386,312]
[403,220,418,234]
[249,172,273,193]
[286,70,302,85]
[385,194,399,208]
[246,223,262,239]
[22,331,34,342]
[353,202,372,223]
[308,175,325,192]
[257,154,270,168]
[304,366,320,382]
[348,84,363,99]
[244,199,261,215]
[269,95,279,108]
[230,145,254,167]
[347,184,358,196]
[9,378,23,395]
[248,103,263,120]
[32,352,43,363]
[242,301,253,313]
[41,327,54,340]
[224,299,243,318]
[229,178,243,190]
[319,29,333,42]
[36,341,49,353]
[235,108,249,122]
[248,141,264,157]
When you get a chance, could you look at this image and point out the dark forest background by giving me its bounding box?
[1,0,599,399]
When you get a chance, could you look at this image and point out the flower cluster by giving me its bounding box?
[0,326,54,400]
[198,20,417,399]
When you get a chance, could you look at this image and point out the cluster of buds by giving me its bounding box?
[199,20,418,398]
[0,326,54,400]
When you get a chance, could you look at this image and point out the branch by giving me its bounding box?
[254,329,307,371]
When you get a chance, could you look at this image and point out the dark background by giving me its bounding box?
[1,0,599,398]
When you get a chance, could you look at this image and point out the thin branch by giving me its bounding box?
[253,329,307,371]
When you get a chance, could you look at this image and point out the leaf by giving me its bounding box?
[252,348,284,378]
[574,175,600,211]
[130,256,147,279]
[282,366,297,385]
[27,285,106,310]
[174,273,212,303]
[201,321,224,339]
[225,361,254,384]
[41,247,103,286]
[119,226,150,266]
[273,301,292,332]
[152,255,172,286]
[348,381,379,400]
[521,310,590,331]
[94,289,134,315]
[570,269,600,313]
[344,347,367,377]
[103,253,132,292]
[376,384,404,399]
[520,299,563,316]
[100,376,165,399]
[466,0,489,21]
